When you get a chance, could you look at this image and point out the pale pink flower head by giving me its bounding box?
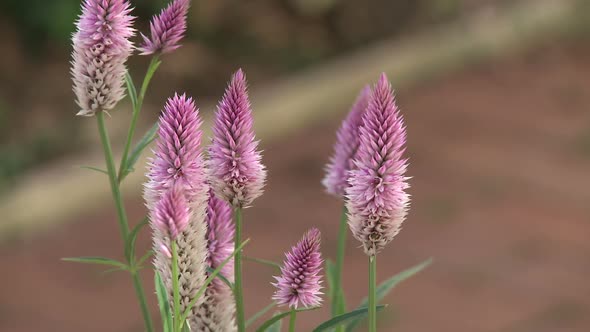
[208,69,267,208]
[323,86,371,197]
[71,0,135,116]
[152,185,190,240]
[139,0,190,55]
[146,93,206,202]
[346,73,410,256]
[272,228,323,309]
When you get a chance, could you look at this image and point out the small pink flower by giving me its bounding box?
[272,228,323,308]
[139,0,190,55]
[152,185,190,240]
[346,73,410,256]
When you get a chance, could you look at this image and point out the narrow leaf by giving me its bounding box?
[244,256,281,270]
[125,217,149,263]
[137,250,155,267]
[267,312,283,332]
[155,272,173,332]
[79,165,108,175]
[125,70,138,109]
[255,307,319,332]
[180,239,250,322]
[246,302,275,327]
[121,122,158,181]
[313,305,386,332]
[62,256,127,269]
[206,266,234,291]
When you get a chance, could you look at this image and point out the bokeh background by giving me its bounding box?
[1,0,590,331]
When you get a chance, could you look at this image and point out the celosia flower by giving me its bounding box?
[144,93,209,321]
[139,0,190,55]
[71,0,134,116]
[191,190,236,331]
[272,228,323,308]
[323,86,371,197]
[152,185,191,240]
[208,69,267,208]
[346,73,410,256]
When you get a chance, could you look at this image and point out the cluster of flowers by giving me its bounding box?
[70,0,410,331]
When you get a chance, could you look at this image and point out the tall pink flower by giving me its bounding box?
[323,86,371,197]
[71,0,134,116]
[144,93,209,322]
[208,69,267,208]
[272,228,323,309]
[346,74,410,256]
[139,0,190,55]
[152,185,191,240]
[191,190,236,331]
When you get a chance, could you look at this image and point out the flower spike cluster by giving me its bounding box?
[71,0,135,116]
[346,73,410,256]
[151,184,190,240]
[191,190,237,331]
[323,86,371,197]
[272,228,323,309]
[208,69,267,208]
[139,0,190,55]
[144,93,210,323]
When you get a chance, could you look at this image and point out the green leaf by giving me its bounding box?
[180,239,251,323]
[206,266,234,291]
[313,305,386,332]
[246,302,275,327]
[255,307,319,332]
[266,312,283,332]
[345,258,432,331]
[62,256,127,269]
[79,165,108,175]
[155,272,173,332]
[125,217,149,263]
[121,122,158,181]
[137,250,154,267]
[325,259,336,299]
[244,256,281,270]
[125,70,138,109]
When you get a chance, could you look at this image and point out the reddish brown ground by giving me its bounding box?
[2,45,590,331]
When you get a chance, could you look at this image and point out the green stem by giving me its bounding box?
[368,255,377,332]
[234,207,246,332]
[288,309,297,332]
[172,241,180,331]
[96,113,154,332]
[118,56,160,183]
[333,205,348,331]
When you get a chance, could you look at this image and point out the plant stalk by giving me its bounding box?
[172,241,181,331]
[333,205,348,331]
[234,207,246,332]
[368,255,377,332]
[288,309,297,332]
[96,112,154,332]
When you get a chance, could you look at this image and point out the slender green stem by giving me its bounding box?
[118,56,160,182]
[333,205,348,332]
[234,207,246,332]
[172,242,181,331]
[368,255,377,332]
[288,309,297,332]
[96,113,154,332]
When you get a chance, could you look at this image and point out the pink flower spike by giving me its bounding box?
[209,69,267,208]
[152,186,190,240]
[272,228,323,309]
[323,85,371,197]
[71,0,135,116]
[139,0,190,55]
[346,73,410,256]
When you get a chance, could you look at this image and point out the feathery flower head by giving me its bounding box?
[146,93,206,202]
[152,185,190,240]
[190,190,236,331]
[139,0,190,55]
[346,73,410,256]
[323,86,371,197]
[71,0,135,116]
[272,228,323,309]
[209,69,267,208]
[144,93,210,323]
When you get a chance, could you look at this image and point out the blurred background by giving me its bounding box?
[1,0,590,331]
